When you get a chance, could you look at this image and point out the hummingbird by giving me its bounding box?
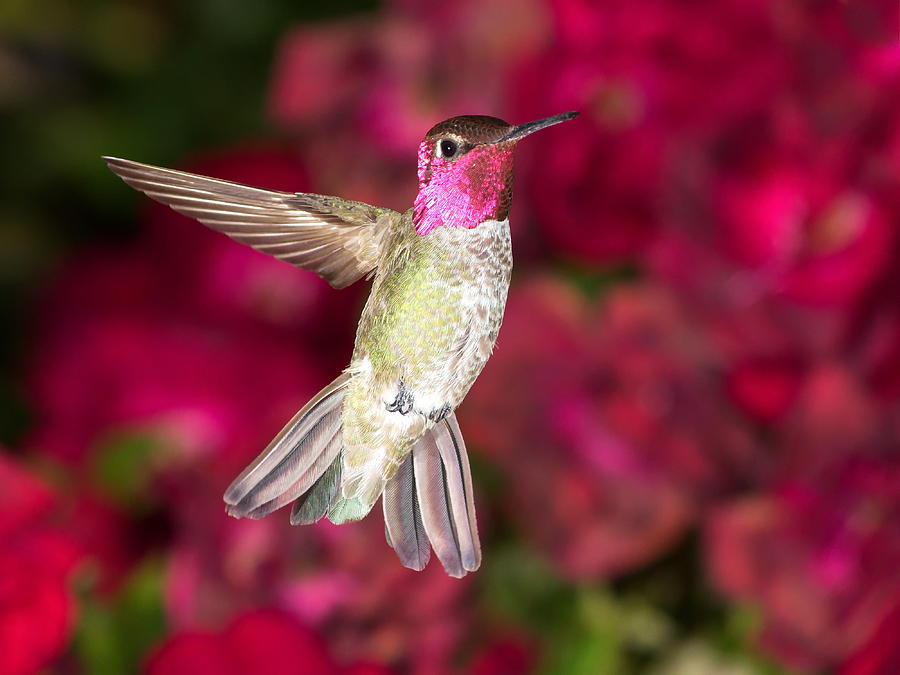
[104,111,579,577]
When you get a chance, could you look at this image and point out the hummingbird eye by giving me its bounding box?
[437,139,459,159]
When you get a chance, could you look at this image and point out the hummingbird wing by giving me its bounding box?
[290,457,341,525]
[103,156,396,289]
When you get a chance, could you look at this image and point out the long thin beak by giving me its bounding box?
[495,111,579,143]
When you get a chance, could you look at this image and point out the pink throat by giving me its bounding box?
[413,142,514,235]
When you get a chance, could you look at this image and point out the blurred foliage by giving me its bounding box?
[0,0,374,443]
[483,543,786,675]
[74,558,167,674]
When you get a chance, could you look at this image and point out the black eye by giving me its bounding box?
[438,139,458,158]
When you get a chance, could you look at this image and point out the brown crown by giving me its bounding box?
[424,115,513,144]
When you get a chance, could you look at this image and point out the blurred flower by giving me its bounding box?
[146,608,394,674]
[711,160,893,308]
[514,111,662,263]
[26,148,351,481]
[540,0,789,131]
[724,355,807,426]
[67,491,145,595]
[0,453,81,675]
[163,499,472,674]
[841,596,900,675]
[467,636,534,675]
[267,0,549,212]
[706,458,900,670]
[269,0,548,150]
[464,278,757,579]
[29,306,320,477]
[507,0,797,265]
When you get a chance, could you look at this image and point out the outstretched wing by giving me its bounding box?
[103,156,398,288]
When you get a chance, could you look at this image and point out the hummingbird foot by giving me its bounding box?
[427,403,452,422]
[385,382,415,415]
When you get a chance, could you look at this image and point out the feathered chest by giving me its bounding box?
[354,218,512,396]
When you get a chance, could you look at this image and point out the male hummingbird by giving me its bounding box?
[104,111,579,577]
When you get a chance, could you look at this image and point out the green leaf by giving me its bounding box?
[89,430,160,507]
[73,558,168,674]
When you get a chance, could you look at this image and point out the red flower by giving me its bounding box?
[725,356,807,425]
[468,636,534,675]
[146,609,393,674]
[0,453,81,675]
[162,505,471,674]
[28,308,321,475]
[841,597,900,675]
[517,112,662,264]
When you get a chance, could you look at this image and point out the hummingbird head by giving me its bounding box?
[413,111,579,235]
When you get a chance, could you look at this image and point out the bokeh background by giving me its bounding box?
[1,0,898,673]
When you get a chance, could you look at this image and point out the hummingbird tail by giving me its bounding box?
[223,373,350,520]
[382,413,481,577]
[223,373,482,577]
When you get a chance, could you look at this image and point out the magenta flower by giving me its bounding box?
[146,608,395,674]
[26,148,355,475]
[841,596,900,675]
[0,453,82,675]
[162,508,472,674]
[706,458,900,670]
[712,161,893,308]
[464,278,757,579]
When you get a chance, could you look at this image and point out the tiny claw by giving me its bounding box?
[428,403,452,422]
[386,383,414,415]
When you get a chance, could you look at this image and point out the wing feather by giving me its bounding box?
[103,156,397,288]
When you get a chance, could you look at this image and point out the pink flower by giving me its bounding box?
[706,458,900,670]
[508,52,663,263]
[161,499,471,674]
[504,0,797,264]
[464,278,756,579]
[712,161,894,308]
[268,0,548,152]
[28,308,321,473]
[27,148,354,473]
[725,356,807,425]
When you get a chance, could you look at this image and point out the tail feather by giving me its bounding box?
[327,496,373,524]
[223,375,482,578]
[383,453,430,571]
[431,415,481,572]
[384,413,480,578]
[244,426,342,519]
[290,455,342,525]
[413,430,464,577]
[224,373,349,518]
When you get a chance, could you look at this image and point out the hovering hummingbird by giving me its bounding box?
[104,111,579,577]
